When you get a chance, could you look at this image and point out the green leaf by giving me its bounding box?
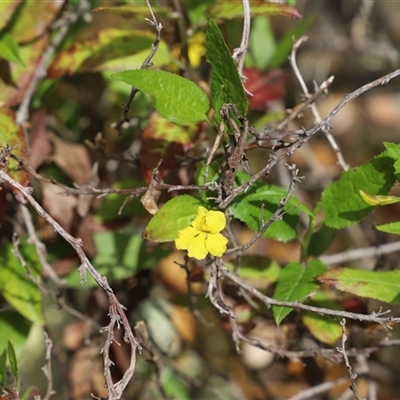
[248,17,276,70]
[206,19,248,124]
[318,268,400,304]
[230,172,311,242]
[322,152,396,229]
[143,195,205,242]
[384,142,400,181]
[0,1,22,31]
[48,29,161,77]
[0,34,25,66]
[0,311,31,358]
[208,1,302,20]
[7,340,18,387]
[304,222,336,257]
[273,260,327,324]
[93,4,171,16]
[0,242,44,324]
[0,349,6,387]
[377,221,400,235]
[236,256,280,289]
[359,190,400,206]
[268,14,313,68]
[111,69,209,124]
[66,229,168,288]
[302,292,342,345]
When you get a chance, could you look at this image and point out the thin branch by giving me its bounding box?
[290,36,349,170]
[222,266,399,326]
[232,0,251,94]
[219,67,400,209]
[113,0,163,133]
[226,164,301,256]
[41,331,56,400]
[320,240,400,265]
[286,377,348,400]
[16,0,90,128]
[19,204,64,287]
[1,170,139,400]
[337,319,365,400]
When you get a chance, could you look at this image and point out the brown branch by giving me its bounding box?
[219,68,400,209]
[16,0,91,128]
[337,319,365,400]
[113,0,163,133]
[1,170,139,400]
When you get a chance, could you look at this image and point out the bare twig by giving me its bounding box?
[19,204,64,287]
[222,266,399,326]
[232,0,251,94]
[337,319,365,400]
[41,332,56,400]
[226,164,301,256]
[16,0,90,128]
[113,0,163,133]
[290,36,349,171]
[219,68,400,209]
[320,240,400,265]
[1,170,139,400]
[286,377,348,400]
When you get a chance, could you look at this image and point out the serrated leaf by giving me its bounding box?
[206,19,248,124]
[230,172,312,242]
[318,268,400,304]
[0,242,44,324]
[273,260,327,324]
[384,142,400,181]
[7,340,18,386]
[209,1,302,20]
[0,34,25,66]
[143,195,204,242]
[377,221,400,235]
[322,152,396,229]
[111,69,209,124]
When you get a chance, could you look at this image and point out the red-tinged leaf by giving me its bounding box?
[47,29,156,78]
[0,35,48,106]
[209,0,302,20]
[139,112,202,184]
[93,4,171,16]
[0,1,22,31]
[318,268,400,305]
[0,107,29,196]
[10,0,65,43]
[243,68,287,110]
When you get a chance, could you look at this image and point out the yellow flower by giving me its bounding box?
[175,206,228,260]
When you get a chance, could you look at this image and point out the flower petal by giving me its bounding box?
[187,232,208,260]
[205,232,228,257]
[204,210,226,233]
[191,206,208,230]
[175,226,198,250]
